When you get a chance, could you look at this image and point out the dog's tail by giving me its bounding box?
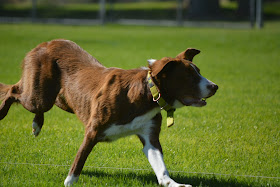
[0,82,16,120]
[0,83,12,101]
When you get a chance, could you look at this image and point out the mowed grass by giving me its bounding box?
[0,23,279,186]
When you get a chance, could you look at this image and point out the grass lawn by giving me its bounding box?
[0,23,279,186]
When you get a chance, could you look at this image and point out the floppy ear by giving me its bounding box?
[176,48,200,61]
[149,57,174,77]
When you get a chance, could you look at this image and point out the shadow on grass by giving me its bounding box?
[82,169,252,187]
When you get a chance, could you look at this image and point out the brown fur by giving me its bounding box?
[0,39,217,185]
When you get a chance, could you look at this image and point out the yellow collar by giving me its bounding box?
[147,71,175,127]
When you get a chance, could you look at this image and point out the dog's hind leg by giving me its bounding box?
[18,50,62,136]
[32,113,44,137]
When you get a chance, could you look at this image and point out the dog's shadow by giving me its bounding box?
[82,169,252,187]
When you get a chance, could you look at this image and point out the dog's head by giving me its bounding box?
[148,48,218,108]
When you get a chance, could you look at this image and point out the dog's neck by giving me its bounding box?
[146,71,175,127]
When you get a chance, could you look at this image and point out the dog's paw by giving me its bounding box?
[163,181,192,187]
[177,184,192,187]
[32,122,41,137]
[64,174,79,186]
[166,182,192,187]
[159,176,192,187]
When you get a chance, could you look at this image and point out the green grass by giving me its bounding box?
[0,23,280,186]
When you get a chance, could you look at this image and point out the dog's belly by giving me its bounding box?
[103,108,160,141]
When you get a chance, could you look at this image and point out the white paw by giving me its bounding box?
[64,174,79,186]
[159,176,192,187]
[32,122,41,137]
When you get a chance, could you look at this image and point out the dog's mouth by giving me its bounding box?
[180,96,207,107]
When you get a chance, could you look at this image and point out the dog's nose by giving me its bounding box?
[213,84,218,91]
[207,84,218,97]
[208,84,218,92]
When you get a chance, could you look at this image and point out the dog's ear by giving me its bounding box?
[176,48,200,61]
[149,57,174,77]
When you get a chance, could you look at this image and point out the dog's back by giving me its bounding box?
[0,39,105,134]
[0,39,151,132]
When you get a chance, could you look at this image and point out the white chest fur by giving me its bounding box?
[103,108,160,141]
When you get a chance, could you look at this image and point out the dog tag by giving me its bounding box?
[166,109,175,127]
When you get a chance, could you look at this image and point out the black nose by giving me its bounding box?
[208,84,218,92]
[213,84,218,91]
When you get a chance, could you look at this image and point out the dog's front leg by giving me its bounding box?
[139,134,192,187]
[64,128,98,186]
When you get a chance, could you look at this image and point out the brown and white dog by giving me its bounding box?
[0,39,218,187]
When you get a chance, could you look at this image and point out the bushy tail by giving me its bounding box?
[0,83,12,101]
